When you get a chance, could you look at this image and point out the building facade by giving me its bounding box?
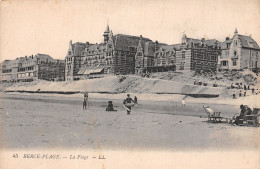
[219,29,260,71]
[64,26,259,81]
[65,25,153,81]
[0,54,65,82]
[175,35,221,72]
[135,40,178,74]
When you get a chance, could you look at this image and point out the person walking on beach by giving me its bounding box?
[83,93,89,109]
[134,96,138,104]
[232,90,236,99]
[182,98,186,107]
[123,94,135,115]
[252,88,255,95]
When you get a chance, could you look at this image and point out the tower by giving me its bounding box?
[234,28,238,35]
[103,24,110,43]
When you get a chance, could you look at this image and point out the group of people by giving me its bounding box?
[194,80,208,86]
[233,104,253,125]
[194,79,218,87]
[82,92,138,115]
[232,87,259,99]
[231,83,251,90]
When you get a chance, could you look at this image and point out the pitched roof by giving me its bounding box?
[86,43,106,52]
[71,42,86,56]
[221,35,259,50]
[221,39,233,50]
[143,41,155,57]
[238,34,259,49]
[113,34,152,51]
[204,39,221,47]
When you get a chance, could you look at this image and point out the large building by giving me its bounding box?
[135,41,177,74]
[175,34,221,72]
[0,54,65,82]
[219,28,260,71]
[135,34,221,73]
[65,26,259,81]
[65,25,152,81]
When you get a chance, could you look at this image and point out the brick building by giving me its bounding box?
[219,29,260,71]
[65,25,152,81]
[0,54,65,82]
[135,40,177,74]
[175,34,221,72]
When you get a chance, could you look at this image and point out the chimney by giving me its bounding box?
[155,41,159,51]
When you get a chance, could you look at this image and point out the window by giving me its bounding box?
[182,51,185,59]
[226,43,229,48]
[234,50,237,56]
[232,60,237,66]
[180,62,185,70]
[222,61,227,66]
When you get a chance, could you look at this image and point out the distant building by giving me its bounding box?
[219,28,260,71]
[0,54,65,82]
[152,43,177,72]
[65,26,259,81]
[135,39,155,74]
[175,34,221,72]
[65,25,153,81]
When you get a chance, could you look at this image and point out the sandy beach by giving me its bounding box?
[1,92,259,151]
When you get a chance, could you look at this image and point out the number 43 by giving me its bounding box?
[12,154,18,158]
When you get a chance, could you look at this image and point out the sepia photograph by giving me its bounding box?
[0,0,259,168]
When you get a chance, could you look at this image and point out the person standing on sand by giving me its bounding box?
[134,96,138,104]
[123,94,135,115]
[182,98,186,107]
[83,93,89,110]
[232,90,236,99]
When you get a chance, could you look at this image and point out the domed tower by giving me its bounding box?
[103,24,110,43]
[234,28,238,35]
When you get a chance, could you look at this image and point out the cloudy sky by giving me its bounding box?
[1,0,260,61]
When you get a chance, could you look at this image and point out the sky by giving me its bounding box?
[0,0,260,62]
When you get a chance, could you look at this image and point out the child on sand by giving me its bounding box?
[106,101,116,111]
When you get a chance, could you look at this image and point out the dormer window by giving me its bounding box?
[227,43,230,48]
[129,47,135,51]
